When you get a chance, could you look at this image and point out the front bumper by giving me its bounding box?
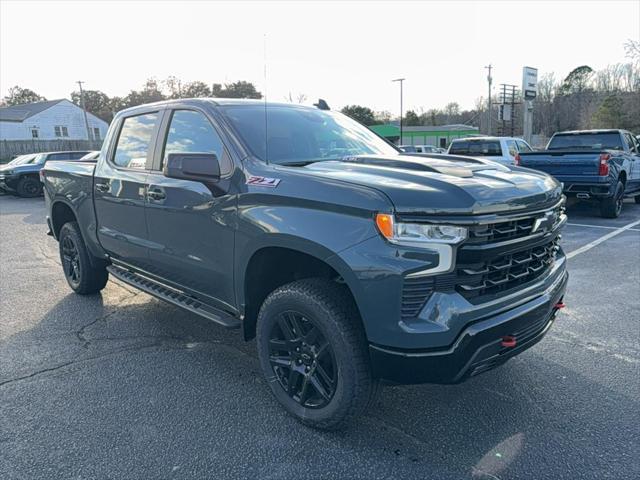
[369,268,568,384]
[0,174,18,192]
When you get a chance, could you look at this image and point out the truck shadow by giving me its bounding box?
[2,287,637,479]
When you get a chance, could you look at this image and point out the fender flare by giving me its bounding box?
[235,233,366,318]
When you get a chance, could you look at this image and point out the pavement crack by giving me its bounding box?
[0,342,191,388]
[75,291,141,348]
[0,361,77,387]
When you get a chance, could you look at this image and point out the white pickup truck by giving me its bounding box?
[448,136,534,166]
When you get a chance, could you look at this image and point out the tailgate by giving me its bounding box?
[520,151,601,176]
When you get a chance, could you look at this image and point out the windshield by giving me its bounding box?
[448,140,502,156]
[220,105,398,164]
[8,154,37,166]
[548,133,624,150]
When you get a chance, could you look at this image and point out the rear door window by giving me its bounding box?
[113,112,159,169]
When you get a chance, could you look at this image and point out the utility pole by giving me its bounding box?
[392,78,405,145]
[77,81,92,141]
[485,65,493,135]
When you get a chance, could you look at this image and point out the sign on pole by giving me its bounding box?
[522,67,538,100]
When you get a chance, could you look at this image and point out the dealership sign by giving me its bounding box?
[522,66,538,100]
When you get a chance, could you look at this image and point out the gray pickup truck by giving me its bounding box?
[519,129,640,218]
[43,99,568,429]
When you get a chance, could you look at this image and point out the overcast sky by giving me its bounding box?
[1,0,638,113]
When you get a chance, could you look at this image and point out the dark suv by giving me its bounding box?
[0,150,90,197]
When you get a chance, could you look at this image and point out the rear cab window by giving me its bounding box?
[548,132,624,150]
[448,140,502,156]
[516,140,532,153]
[113,112,159,169]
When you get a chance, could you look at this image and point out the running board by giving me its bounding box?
[106,265,240,329]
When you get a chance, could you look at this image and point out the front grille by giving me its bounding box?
[466,217,535,244]
[399,204,565,318]
[455,236,560,301]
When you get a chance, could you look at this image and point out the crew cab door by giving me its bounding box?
[144,107,237,310]
[93,110,161,268]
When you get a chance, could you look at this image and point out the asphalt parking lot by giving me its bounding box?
[1,194,638,480]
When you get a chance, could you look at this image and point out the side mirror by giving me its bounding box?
[164,152,220,182]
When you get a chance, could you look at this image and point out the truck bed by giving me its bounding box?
[519,149,604,177]
[42,161,96,218]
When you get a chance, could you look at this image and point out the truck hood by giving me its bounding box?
[304,155,562,215]
[0,163,39,173]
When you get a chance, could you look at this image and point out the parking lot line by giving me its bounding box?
[567,222,640,232]
[566,219,640,259]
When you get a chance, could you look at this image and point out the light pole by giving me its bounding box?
[392,78,405,145]
[77,80,92,141]
[484,65,492,135]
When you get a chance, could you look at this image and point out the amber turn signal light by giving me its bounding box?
[375,213,394,239]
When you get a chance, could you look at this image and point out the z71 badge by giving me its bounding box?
[246,176,281,187]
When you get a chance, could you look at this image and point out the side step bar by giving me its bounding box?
[107,265,240,329]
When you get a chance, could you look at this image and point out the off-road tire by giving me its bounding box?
[16,176,42,197]
[58,221,108,294]
[256,278,378,430]
[600,181,624,218]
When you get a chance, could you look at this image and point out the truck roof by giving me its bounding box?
[554,129,624,135]
[450,136,523,142]
[117,98,317,117]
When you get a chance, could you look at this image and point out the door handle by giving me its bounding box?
[95,182,110,192]
[147,189,166,201]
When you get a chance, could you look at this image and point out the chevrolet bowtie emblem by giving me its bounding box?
[532,211,556,233]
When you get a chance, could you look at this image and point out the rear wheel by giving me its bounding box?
[600,181,624,218]
[256,278,377,430]
[16,176,42,197]
[58,222,108,294]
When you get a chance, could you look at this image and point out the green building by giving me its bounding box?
[368,124,479,148]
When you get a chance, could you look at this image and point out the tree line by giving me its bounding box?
[2,40,638,135]
[0,78,263,123]
[342,40,640,136]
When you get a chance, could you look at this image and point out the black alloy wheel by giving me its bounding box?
[268,311,338,409]
[61,235,81,288]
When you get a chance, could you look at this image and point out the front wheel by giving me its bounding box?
[58,222,108,294]
[600,181,624,218]
[16,176,42,197]
[256,278,378,430]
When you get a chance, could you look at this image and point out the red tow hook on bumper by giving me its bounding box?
[501,335,517,348]
[555,302,566,309]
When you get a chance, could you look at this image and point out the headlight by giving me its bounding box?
[375,214,467,245]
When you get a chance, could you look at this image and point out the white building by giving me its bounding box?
[0,99,109,141]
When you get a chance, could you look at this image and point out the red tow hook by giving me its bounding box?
[555,302,566,310]
[501,335,517,348]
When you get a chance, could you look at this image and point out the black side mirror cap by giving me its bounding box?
[164,152,220,182]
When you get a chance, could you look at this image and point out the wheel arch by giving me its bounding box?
[51,200,78,239]
[238,237,366,341]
